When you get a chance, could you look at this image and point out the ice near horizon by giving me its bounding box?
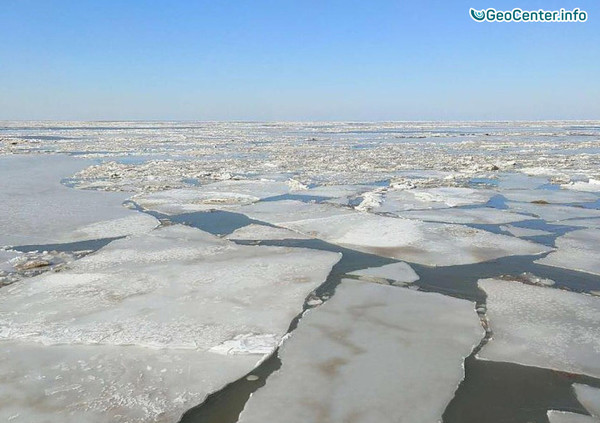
[0,225,340,422]
[0,155,159,247]
[478,278,600,378]
[238,279,483,423]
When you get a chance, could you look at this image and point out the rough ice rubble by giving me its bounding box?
[0,225,341,422]
[562,179,600,193]
[240,203,552,266]
[478,279,600,378]
[347,262,419,285]
[133,180,291,215]
[574,384,600,419]
[226,224,310,241]
[547,410,598,423]
[535,229,600,276]
[0,155,159,247]
[238,279,484,423]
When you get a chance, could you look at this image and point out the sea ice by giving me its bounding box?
[376,187,494,213]
[574,384,600,419]
[499,225,553,238]
[0,155,158,247]
[396,207,531,225]
[547,410,598,423]
[134,180,291,215]
[226,224,310,241]
[568,219,600,229]
[0,225,340,422]
[478,278,600,378]
[535,229,600,276]
[501,189,598,204]
[238,279,483,423]
[562,179,600,193]
[506,202,600,222]
[347,262,419,284]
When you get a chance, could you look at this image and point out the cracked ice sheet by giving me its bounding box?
[501,189,599,204]
[0,155,159,247]
[477,279,600,379]
[241,203,551,266]
[133,180,291,215]
[574,384,600,419]
[0,225,341,422]
[238,279,484,423]
[535,229,600,276]
[347,262,419,284]
[395,207,531,225]
[226,224,310,241]
[547,411,599,423]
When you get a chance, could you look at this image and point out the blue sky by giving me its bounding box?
[1,0,598,120]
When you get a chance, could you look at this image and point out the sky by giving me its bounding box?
[1,0,599,121]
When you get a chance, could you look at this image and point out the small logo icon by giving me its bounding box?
[470,8,486,21]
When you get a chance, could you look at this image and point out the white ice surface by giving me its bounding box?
[506,202,600,222]
[263,208,551,266]
[238,279,483,423]
[134,180,291,215]
[562,179,600,193]
[502,189,598,204]
[547,410,598,423]
[396,207,531,224]
[0,155,158,247]
[574,384,600,419]
[568,219,600,229]
[226,224,310,241]
[376,187,494,213]
[0,250,20,272]
[478,279,600,378]
[348,262,419,284]
[500,225,553,238]
[535,229,600,276]
[0,225,340,422]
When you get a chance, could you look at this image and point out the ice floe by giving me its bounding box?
[478,278,600,378]
[574,384,600,419]
[134,180,291,215]
[500,224,553,238]
[0,155,158,247]
[395,207,531,225]
[506,202,600,222]
[562,179,600,193]
[347,262,419,285]
[536,229,600,276]
[501,189,598,204]
[375,187,495,213]
[226,224,310,241]
[0,225,340,422]
[238,279,483,423]
[547,410,598,423]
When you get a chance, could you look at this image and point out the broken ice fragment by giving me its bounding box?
[348,262,419,284]
[535,229,600,276]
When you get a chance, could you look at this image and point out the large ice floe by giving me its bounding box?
[0,225,340,422]
[372,187,495,213]
[394,207,532,225]
[0,155,159,247]
[225,224,310,241]
[478,279,600,378]
[347,262,419,285]
[133,180,291,215]
[574,384,600,419]
[506,202,600,222]
[238,279,484,423]
[231,200,551,266]
[535,229,600,276]
[547,410,598,423]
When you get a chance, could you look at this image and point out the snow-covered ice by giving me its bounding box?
[547,410,598,423]
[0,155,158,247]
[375,187,495,214]
[396,207,531,225]
[238,279,483,423]
[501,189,598,204]
[574,384,600,419]
[506,202,600,222]
[562,179,600,193]
[0,225,340,422]
[478,278,600,378]
[347,262,419,284]
[226,224,310,241]
[536,229,600,276]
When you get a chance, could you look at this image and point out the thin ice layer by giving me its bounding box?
[0,155,158,247]
[574,384,600,419]
[500,225,553,238]
[535,229,600,276]
[348,262,419,284]
[478,279,600,378]
[0,225,340,422]
[134,180,291,215]
[238,279,484,423]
